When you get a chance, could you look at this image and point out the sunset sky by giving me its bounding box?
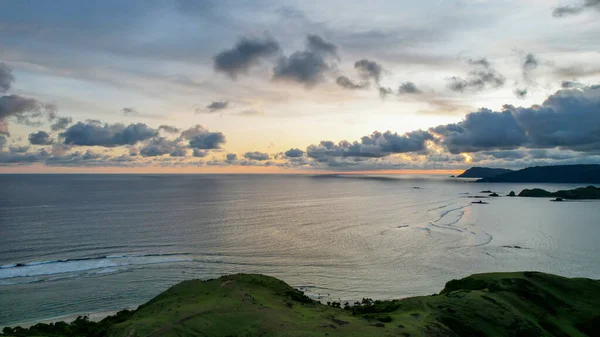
[1,0,599,173]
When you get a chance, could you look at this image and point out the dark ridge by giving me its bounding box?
[457,167,513,178]
[477,164,600,183]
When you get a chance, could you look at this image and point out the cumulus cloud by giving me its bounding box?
[0,63,15,94]
[397,82,422,94]
[284,148,304,158]
[0,95,55,133]
[28,131,53,145]
[0,135,6,149]
[139,137,180,157]
[273,35,338,87]
[226,153,238,161]
[193,149,209,157]
[214,36,281,79]
[205,101,229,112]
[158,125,180,134]
[50,117,73,131]
[434,85,600,153]
[447,58,505,92]
[244,151,270,160]
[61,121,158,147]
[307,130,434,161]
[179,125,226,149]
[561,80,583,89]
[354,59,383,84]
[336,76,368,89]
[553,0,600,17]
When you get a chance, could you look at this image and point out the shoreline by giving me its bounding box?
[0,307,134,330]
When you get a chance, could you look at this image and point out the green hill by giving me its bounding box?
[519,186,600,199]
[3,272,599,337]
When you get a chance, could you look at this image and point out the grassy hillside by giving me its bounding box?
[3,272,599,337]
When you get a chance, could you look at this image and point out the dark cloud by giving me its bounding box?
[306,34,339,59]
[307,130,433,160]
[354,59,383,84]
[271,36,339,87]
[0,63,15,94]
[121,107,138,115]
[433,85,600,153]
[61,121,158,147]
[226,153,237,161]
[447,59,505,92]
[158,124,180,134]
[214,36,281,79]
[273,52,331,87]
[237,109,264,116]
[553,0,600,17]
[139,137,180,157]
[336,76,368,90]
[0,95,49,129]
[50,117,73,131]
[397,82,422,94]
[9,145,29,153]
[244,151,270,161]
[514,88,528,99]
[179,125,226,149]
[0,135,6,149]
[284,148,304,158]
[432,109,527,154]
[205,100,229,112]
[193,149,209,158]
[379,87,393,98]
[561,80,583,89]
[522,53,539,84]
[28,131,54,145]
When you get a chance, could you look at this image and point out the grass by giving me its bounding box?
[3,272,599,336]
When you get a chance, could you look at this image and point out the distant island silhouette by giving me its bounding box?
[457,164,600,183]
[457,167,513,178]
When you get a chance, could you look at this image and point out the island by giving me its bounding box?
[518,186,600,199]
[476,164,600,183]
[457,167,513,178]
[3,272,598,337]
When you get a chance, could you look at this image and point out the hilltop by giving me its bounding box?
[457,167,513,178]
[477,164,600,183]
[3,272,599,337]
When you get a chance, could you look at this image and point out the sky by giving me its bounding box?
[0,0,599,173]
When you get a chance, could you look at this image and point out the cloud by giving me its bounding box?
[121,107,138,115]
[139,137,181,157]
[244,151,270,160]
[61,121,158,147]
[354,59,383,84]
[226,153,238,161]
[214,36,281,79]
[0,63,15,94]
[205,100,229,112]
[0,95,54,132]
[433,85,600,153]
[179,124,226,149]
[0,135,6,149]
[561,81,583,89]
[50,116,73,131]
[379,87,393,98]
[397,82,422,94]
[522,53,539,85]
[284,148,304,158]
[193,149,209,157]
[336,76,368,90]
[307,130,434,161]
[28,131,54,145]
[237,109,264,116]
[306,34,339,59]
[272,35,338,87]
[514,88,528,99]
[9,145,29,153]
[447,58,505,92]
[553,0,600,17]
[158,124,180,134]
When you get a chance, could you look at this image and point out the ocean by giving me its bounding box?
[0,174,598,326]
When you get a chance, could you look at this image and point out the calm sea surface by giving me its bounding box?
[0,174,598,325]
